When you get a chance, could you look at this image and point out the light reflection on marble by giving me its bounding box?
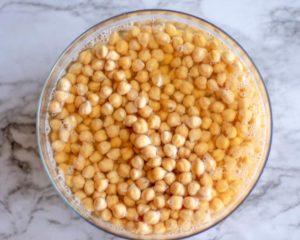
[0,0,300,239]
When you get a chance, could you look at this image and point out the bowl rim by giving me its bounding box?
[36,9,273,240]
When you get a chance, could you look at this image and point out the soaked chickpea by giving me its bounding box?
[48,20,266,235]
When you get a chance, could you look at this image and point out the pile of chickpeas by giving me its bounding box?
[48,21,261,235]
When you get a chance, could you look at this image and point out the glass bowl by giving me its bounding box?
[37,9,272,240]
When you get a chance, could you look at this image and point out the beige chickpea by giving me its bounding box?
[161,131,172,144]
[172,134,186,147]
[144,210,161,225]
[141,145,157,159]
[161,158,176,172]
[192,47,207,62]
[187,181,200,196]
[142,188,155,202]
[135,95,148,109]
[192,158,205,177]
[98,158,114,173]
[78,101,92,116]
[58,78,71,92]
[117,81,131,95]
[106,148,120,161]
[170,182,185,196]
[136,222,152,235]
[148,115,161,129]
[176,158,191,172]
[72,175,85,189]
[131,155,144,169]
[134,134,151,148]
[136,177,150,190]
[151,167,167,181]
[82,165,95,179]
[127,184,141,201]
[111,203,127,219]
[84,180,95,195]
[177,172,192,185]
[183,197,199,210]
[94,197,107,211]
[199,186,213,201]
[82,197,94,211]
[185,116,202,129]
[138,105,153,118]
[132,118,148,134]
[167,112,181,127]
[163,144,178,159]
[146,156,161,168]
[49,101,62,114]
[154,180,168,193]
[168,196,183,210]
[118,163,131,178]
[100,208,112,222]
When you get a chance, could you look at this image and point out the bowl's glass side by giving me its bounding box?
[37,10,272,240]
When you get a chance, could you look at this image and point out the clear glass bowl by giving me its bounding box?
[37,9,272,240]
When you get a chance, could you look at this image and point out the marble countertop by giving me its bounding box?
[1,0,300,239]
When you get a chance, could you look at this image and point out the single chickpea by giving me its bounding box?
[199,186,213,201]
[153,195,166,209]
[170,182,185,196]
[192,47,207,62]
[183,197,199,210]
[144,210,161,225]
[137,32,150,47]
[185,116,202,129]
[136,177,150,190]
[172,134,186,147]
[176,158,191,172]
[82,165,95,179]
[127,184,141,201]
[84,180,95,195]
[98,158,114,173]
[216,135,230,150]
[168,196,183,210]
[124,115,138,127]
[163,144,178,159]
[117,81,131,95]
[188,181,200,196]
[148,115,161,129]
[177,172,192,185]
[142,188,155,202]
[58,78,71,92]
[141,145,157,159]
[150,132,161,146]
[167,112,181,127]
[194,142,208,156]
[162,158,176,172]
[134,134,151,148]
[49,101,62,114]
[111,203,127,219]
[82,197,94,211]
[136,222,152,235]
[210,198,224,212]
[107,171,120,184]
[192,158,205,177]
[132,118,148,134]
[131,155,144,169]
[72,175,85,189]
[151,167,167,181]
[154,180,168,193]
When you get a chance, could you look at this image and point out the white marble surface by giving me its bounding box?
[0,0,299,239]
